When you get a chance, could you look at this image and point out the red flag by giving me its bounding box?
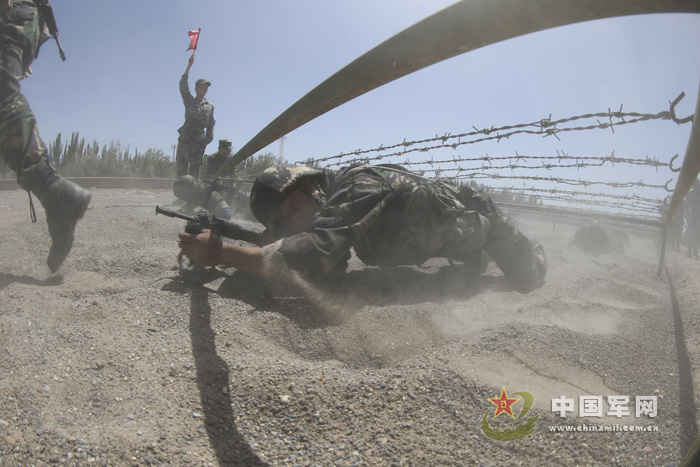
[186,28,201,52]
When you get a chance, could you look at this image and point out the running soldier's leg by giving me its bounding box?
[458,186,546,292]
[0,1,40,156]
[0,1,91,272]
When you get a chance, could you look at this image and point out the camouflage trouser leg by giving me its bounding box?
[188,146,204,179]
[0,52,45,174]
[458,187,547,292]
[205,190,232,220]
[175,138,206,178]
[0,0,48,181]
[0,70,48,184]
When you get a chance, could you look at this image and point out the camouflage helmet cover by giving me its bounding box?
[249,164,322,226]
[173,175,199,203]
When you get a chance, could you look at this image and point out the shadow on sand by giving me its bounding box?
[0,273,63,291]
[158,266,267,465]
[188,288,267,467]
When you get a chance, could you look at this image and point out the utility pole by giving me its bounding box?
[171,144,178,182]
[278,136,286,160]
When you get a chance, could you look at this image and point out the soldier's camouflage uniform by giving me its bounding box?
[203,148,229,180]
[0,0,50,174]
[0,0,91,272]
[173,175,232,220]
[176,72,215,178]
[260,164,547,292]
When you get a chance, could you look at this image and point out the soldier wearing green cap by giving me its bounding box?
[176,54,215,178]
[203,138,233,179]
[179,163,547,293]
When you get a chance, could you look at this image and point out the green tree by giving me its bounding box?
[236,151,287,179]
[133,148,172,178]
[49,133,63,167]
[300,157,322,169]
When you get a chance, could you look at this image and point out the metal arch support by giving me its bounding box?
[658,78,700,275]
[214,0,700,178]
[665,78,700,224]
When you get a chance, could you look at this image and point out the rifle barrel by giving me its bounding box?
[155,205,195,222]
[55,36,66,61]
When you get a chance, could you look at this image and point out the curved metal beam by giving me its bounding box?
[215,0,700,178]
[658,78,700,275]
[666,79,700,224]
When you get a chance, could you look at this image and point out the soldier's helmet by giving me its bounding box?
[173,175,199,203]
[249,164,322,227]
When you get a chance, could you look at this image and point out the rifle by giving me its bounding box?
[155,205,263,246]
[35,0,66,61]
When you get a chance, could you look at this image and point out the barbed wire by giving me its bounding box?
[306,94,693,220]
[449,173,671,191]
[487,186,662,207]
[491,193,660,217]
[350,150,675,172]
[314,94,692,168]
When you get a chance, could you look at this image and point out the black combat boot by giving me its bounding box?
[18,156,91,272]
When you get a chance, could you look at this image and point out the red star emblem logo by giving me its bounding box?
[489,387,521,419]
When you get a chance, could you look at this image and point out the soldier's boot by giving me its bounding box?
[18,155,91,272]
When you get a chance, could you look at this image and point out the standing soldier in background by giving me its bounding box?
[0,0,91,272]
[176,54,215,178]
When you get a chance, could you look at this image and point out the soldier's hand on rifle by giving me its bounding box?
[178,229,222,267]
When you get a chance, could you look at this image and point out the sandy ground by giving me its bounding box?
[0,188,698,466]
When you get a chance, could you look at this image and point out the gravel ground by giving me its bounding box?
[0,188,698,466]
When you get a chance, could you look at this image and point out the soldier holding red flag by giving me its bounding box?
[176,30,215,178]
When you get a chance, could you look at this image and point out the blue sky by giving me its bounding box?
[22,1,700,208]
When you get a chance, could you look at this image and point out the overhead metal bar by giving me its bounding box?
[215,0,700,177]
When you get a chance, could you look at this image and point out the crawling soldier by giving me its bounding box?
[178,163,547,293]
